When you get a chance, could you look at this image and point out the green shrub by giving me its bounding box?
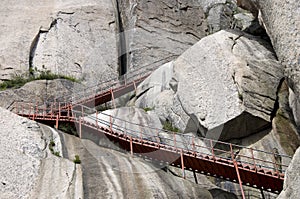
[163,120,180,133]
[0,69,79,91]
[143,107,154,112]
[48,140,55,152]
[54,151,61,157]
[73,155,81,164]
[58,123,78,136]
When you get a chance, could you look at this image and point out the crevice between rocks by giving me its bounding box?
[270,77,286,121]
[29,18,59,73]
[114,0,128,76]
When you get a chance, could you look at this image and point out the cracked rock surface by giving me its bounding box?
[0,108,83,199]
[134,30,283,141]
[0,0,119,85]
[59,131,237,199]
[238,0,300,130]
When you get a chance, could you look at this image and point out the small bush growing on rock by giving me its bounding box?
[58,123,78,136]
[73,155,81,164]
[143,107,154,112]
[163,120,180,133]
[48,139,55,152]
[54,151,61,157]
[0,70,79,91]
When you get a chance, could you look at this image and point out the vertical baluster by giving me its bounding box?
[250,147,256,171]
[130,136,133,156]
[181,149,185,179]
[210,140,215,161]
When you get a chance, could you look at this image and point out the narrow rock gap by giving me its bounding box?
[29,18,58,74]
[114,0,127,76]
[29,29,46,73]
[270,77,286,121]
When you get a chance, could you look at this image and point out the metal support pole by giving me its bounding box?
[250,147,256,171]
[58,102,61,118]
[79,117,82,138]
[180,149,185,179]
[210,140,215,161]
[55,115,59,129]
[130,136,133,156]
[231,144,245,199]
[110,88,116,109]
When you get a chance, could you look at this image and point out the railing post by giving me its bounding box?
[181,149,185,179]
[55,115,59,129]
[110,88,116,109]
[230,144,245,199]
[250,147,256,171]
[130,136,133,156]
[210,140,215,161]
[67,104,70,118]
[58,102,61,118]
[43,103,46,119]
[79,116,82,138]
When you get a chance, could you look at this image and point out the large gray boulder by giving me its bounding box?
[0,108,83,199]
[135,30,283,141]
[238,0,300,130]
[0,0,119,84]
[117,0,242,73]
[277,147,300,199]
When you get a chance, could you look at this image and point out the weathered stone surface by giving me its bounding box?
[32,0,119,85]
[135,30,283,141]
[0,79,80,109]
[0,108,83,199]
[0,0,119,84]
[59,131,235,199]
[277,147,300,199]
[117,0,208,73]
[117,0,243,74]
[239,0,300,130]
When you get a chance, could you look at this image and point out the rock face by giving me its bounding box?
[0,108,83,199]
[59,131,237,199]
[135,30,283,141]
[117,0,242,73]
[116,0,208,73]
[0,79,80,109]
[0,0,119,84]
[277,147,300,199]
[32,0,119,84]
[239,0,300,130]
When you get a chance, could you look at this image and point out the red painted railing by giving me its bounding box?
[13,101,292,195]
